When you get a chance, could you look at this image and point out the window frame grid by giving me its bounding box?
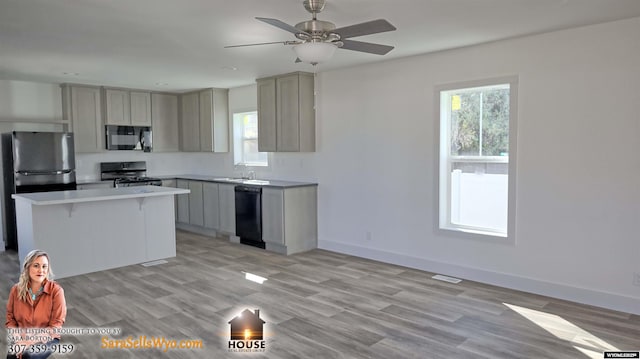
[436,76,518,243]
[233,111,268,167]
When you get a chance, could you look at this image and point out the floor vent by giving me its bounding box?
[432,274,462,284]
[141,259,168,267]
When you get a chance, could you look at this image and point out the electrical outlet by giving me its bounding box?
[634,273,640,287]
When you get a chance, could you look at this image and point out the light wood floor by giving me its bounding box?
[1,230,638,358]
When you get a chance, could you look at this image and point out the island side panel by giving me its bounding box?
[143,195,177,260]
[14,199,35,269]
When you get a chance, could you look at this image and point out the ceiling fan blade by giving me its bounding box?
[332,19,396,39]
[256,17,308,36]
[225,41,298,48]
[339,39,394,55]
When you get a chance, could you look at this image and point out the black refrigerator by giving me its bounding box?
[1,131,77,250]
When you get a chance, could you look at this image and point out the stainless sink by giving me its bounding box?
[213,177,245,183]
[242,180,270,185]
[212,178,270,185]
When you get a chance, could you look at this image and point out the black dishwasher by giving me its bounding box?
[235,186,265,249]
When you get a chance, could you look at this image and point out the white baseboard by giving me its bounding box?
[319,239,640,316]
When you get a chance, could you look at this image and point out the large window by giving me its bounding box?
[438,77,517,239]
[233,111,268,166]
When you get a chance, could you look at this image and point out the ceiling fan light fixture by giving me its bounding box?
[292,42,337,64]
[231,2,396,61]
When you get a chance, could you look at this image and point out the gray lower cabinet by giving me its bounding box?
[218,183,236,234]
[162,180,177,187]
[262,186,317,255]
[262,188,284,245]
[174,179,231,234]
[77,182,113,190]
[203,182,220,230]
[161,179,178,221]
[169,178,317,255]
[174,180,205,227]
[176,180,190,223]
[188,181,204,227]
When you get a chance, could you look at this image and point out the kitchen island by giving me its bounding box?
[12,186,189,278]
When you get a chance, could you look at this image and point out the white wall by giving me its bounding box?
[2,17,638,314]
[0,80,63,122]
[313,17,640,314]
[75,151,228,181]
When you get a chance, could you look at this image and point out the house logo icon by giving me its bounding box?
[227,308,267,352]
[228,308,265,340]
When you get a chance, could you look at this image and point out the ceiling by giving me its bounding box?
[2,0,640,92]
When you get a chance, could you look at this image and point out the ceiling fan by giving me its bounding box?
[225,0,396,65]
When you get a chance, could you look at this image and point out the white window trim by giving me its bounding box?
[435,76,518,244]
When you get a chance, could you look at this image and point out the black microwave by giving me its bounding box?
[105,125,152,152]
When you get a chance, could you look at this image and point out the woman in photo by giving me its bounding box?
[5,250,67,359]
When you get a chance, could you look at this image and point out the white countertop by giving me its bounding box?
[12,186,190,205]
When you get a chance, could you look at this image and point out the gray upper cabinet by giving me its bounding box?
[200,88,229,152]
[62,85,104,153]
[257,72,315,152]
[180,92,200,152]
[277,74,302,151]
[130,91,152,126]
[257,78,277,152]
[103,88,151,126]
[179,88,229,153]
[63,84,227,154]
[151,93,179,152]
[104,89,130,125]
